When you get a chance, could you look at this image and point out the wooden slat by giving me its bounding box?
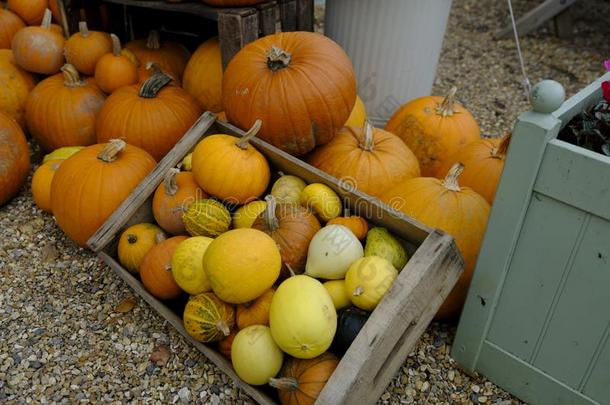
[278,0,296,31]
[87,112,217,252]
[258,1,279,36]
[495,0,579,39]
[295,0,313,31]
[100,0,242,20]
[218,9,259,69]
[316,231,463,404]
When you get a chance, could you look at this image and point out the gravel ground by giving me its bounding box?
[2,0,609,404]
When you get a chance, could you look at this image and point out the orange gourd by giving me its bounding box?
[64,21,112,75]
[31,159,62,213]
[236,288,274,329]
[11,9,65,75]
[217,329,238,359]
[380,163,490,319]
[327,210,368,240]
[125,30,189,80]
[252,195,321,279]
[26,64,106,152]
[307,121,420,197]
[94,34,138,94]
[434,134,511,204]
[0,7,25,49]
[191,120,270,205]
[385,87,481,176]
[222,31,356,156]
[269,352,339,405]
[7,0,46,25]
[50,140,156,247]
[0,112,29,206]
[96,70,201,161]
[183,37,222,112]
[140,236,188,300]
[152,168,207,235]
[0,49,35,128]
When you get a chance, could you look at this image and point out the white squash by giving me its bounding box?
[305,225,364,279]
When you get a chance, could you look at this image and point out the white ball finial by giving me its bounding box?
[530,80,565,113]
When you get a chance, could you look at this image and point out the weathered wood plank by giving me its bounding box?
[258,1,279,36]
[218,9,259,69]
[495,0,579,39]
[278,0,296,31]
[100,0,241,20]
[295,0,313,31]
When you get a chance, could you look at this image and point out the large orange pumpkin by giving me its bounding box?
[7,0,46,25]
[11,9,65,75]
[0,111,29,206]
[96,70,202,161]
[64,21,112,75]
[434,134,511,204]
[125,30,189,80]
[140,236,188,300]
[94,34,139,94]
[183,37,222,112]
[0,8,25,49]
[26,64,106,152]
[0,49,35,128]
[31,159,62,213]
[380,163,490,320]
[222,31,357,156]
[307,121,420,197]
[385,87,481,176]
[50,140,156,247]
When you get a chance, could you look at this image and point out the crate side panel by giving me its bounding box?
[584,327,610,404]
[533,214,610,387]
[487,194,588,360]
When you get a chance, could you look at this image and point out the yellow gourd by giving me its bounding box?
[300,183,342,222]
[323,280,351,311]
[117,223,166,274]
[344,256,397,311]
[271,174,306,204]
[171,236,214,295]
[232,200,267,228]
[231,325,284,385]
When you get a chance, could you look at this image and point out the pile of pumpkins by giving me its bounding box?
[114,121,411,402]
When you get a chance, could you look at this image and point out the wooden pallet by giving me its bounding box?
[87,112,463,405]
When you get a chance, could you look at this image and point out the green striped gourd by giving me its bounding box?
[183,292,235,343]
[182,198,231,237]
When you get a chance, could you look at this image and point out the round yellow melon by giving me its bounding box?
[231,325,283,385]
[171,236,214,295]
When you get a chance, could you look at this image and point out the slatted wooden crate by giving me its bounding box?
[87,112,463,405]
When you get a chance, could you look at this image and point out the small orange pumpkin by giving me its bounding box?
[327,209,368,240]
[0,49,36,128]
[236,288,274,329]
[152,168,207,235]
[0,7,25,50]
[31,159,62,213]
[217,329,238,359]
[64,21,112,75]
[183,37,222,112]
[7,0,46,25]
[117,223,166,274]
[0,111,29,206]
[125,30,189,80]
[385,87,481,176]
[94,34,139,94]
[140,236,188,300]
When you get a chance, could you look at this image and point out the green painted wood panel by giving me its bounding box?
[584,325,610,403]
[487,194,587,360]
[535,140,610,220]
[532,215,610,387]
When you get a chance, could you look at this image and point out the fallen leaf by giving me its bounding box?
[115,296,137,313]
[150,344,171,366]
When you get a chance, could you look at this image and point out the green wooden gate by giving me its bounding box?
[453,75,610,405]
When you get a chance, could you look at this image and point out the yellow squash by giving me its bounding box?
[171,236,214,295]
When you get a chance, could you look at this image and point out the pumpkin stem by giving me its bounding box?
[235,120,263,150]
[127,234,137,244]
[139,69,172,98]
[41,9,53,29]
[353,286,364,296]
[268,377,299,392]
[442,162,464,192]
[360,120,375,151]
[110,33,122,56]
[61,64,86,88]
[163,168,180,196]
[78,21,89,37]
[97,139,126,163]
[147,30,161,50]
[263,195,280,232]
[435,87,458,117]
[266,46,292,71]
[216,320,231,337]
[491,133,512,158]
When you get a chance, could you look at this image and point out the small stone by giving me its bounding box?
[478,396,488,403]
[30,360,43,369]
[448,370,455,381]
[185,359,196,368]
[145,363,156,376]
[381,392,391,400]
[420,382,430,392]
[472,384,481,393]
[211,394,220,405]
[178,387,190,404]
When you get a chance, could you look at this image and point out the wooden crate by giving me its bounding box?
[453,75,610,405]
[87,112,463,405]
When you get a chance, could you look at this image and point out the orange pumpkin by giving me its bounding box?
[125,30,189,80]
[64,21,112,75]
[48,0,60,22]
[50,140,156,247]
[269,352,339,405]
[11,9,65,75]
[32,159,62,213]
[26,64,106,152]
[222,31,356,156]
[94,33,138,94]
[380,163,490,319]
[307,121,420,197]
[0,111,29,206]
[96,70,202,161]
[327,210,368,240]
[117,223,166,274]
[0,7,25,49]
[434,134,511,204]
[236,288,274,329]
[183,37,222,112]
[7,0,46,25]
[252,195,321,279]
[0,49,35,128]
[152,168,207,235]
[140,236,188,300]
[137,61,179,85]
[217,329,238,359]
